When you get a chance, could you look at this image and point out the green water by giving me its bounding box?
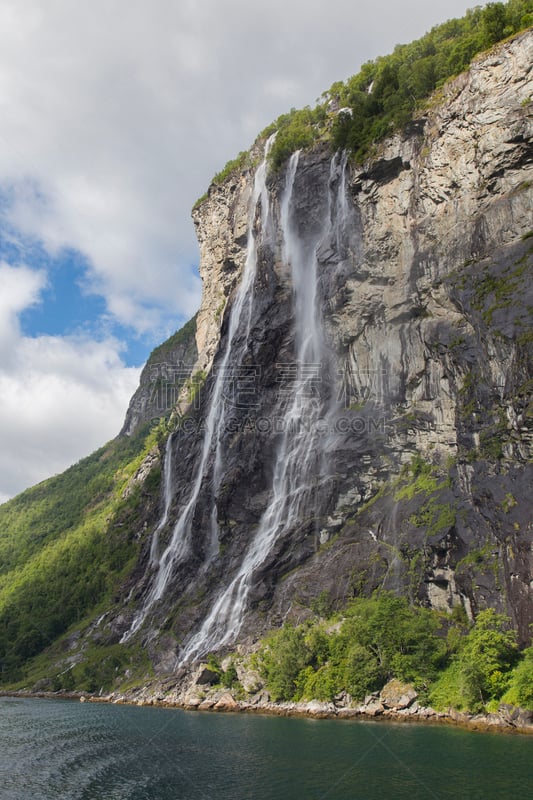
[0,697,531,799]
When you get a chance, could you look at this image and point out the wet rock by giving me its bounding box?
[334,690,353,708]
[305,701,336,717]
[364,701,385,717]
[249,690,270,706]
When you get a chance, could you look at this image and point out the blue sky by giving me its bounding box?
[18,247,167,368]
[0,0,481,502]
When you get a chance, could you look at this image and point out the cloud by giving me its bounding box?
[0,0,479,331]
[0,263,140,502]
[0,0,480,500]
[0,262,46,354]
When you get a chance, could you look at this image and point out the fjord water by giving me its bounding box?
[1,698,531,800]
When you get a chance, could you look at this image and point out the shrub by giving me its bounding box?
[455,609,518,709]
[500,646,533,710]
[255,592,447,703]
[256,625,312,701]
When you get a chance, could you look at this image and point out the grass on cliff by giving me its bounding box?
[148,313,197,361]
[0,420,161,684]
[252,596,533,713]
[0,314,201,684]
[195,0,533,204]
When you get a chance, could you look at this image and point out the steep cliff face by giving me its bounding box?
[115,32,532,667]
[120,316,198,436]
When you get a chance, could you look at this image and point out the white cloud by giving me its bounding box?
[0,0,480,331]
[0,0,482,499]
[0,263,139,501]
[0,262,46,352]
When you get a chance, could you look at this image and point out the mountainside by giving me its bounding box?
[0,321,198,682]
[120,315,198,437]
[0,20,532,697]
[117,28,532,669]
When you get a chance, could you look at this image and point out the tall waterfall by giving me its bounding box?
[331,150,350,258]
[179,150,349,663]
[148,433,174,567]
[123,136,275,640]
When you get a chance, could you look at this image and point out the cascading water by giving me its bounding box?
[148,433,174,566]
[179,150,350,663]
[331,150,350,258]
[123,136,275,640]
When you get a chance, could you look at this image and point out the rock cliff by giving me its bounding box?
[116,31,532,667]
[120,316,198,436]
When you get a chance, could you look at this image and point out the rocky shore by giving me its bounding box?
[4,673,531,736]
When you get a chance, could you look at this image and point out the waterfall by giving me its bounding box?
[179,150,349,663]
[148,433,174,567]
[331,150,350,259]
[123,135,275,640]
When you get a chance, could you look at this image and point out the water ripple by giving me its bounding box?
[1,698,531,800]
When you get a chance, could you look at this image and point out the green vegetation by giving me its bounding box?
[501,645,533,708]
[0,429,151,583]
[253,594,532,713]
[0,316,195,686]
[264,106,328,171]
[192,193,208,211]
[193,151,255,206]
[452,609,518,707]
[410,497,457,539]
[328,1,533,162]
[430,609,520,711]
[148,314,197,361]
[0,421,161,682]
[254,594,445,702]
[48,642,152,694]
[391,455,457,538]
[393,454,444,501]
[469,242,531,325]
[191,0,533,201]
[181,369,207,410]
[205,653,241,690]
[212,151,253,185]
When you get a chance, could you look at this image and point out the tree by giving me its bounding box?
[482,3,508,45]
[257,625,312,701]
[502,646,533,709]
[456,609,518,709]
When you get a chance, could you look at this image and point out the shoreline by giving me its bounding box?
[2,688,532,736]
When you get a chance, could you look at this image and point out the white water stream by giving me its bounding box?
[122,137,275,641]
[148,433,174,567]
[179,150,350,662]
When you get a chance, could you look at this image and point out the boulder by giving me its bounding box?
[194,665,220,686]
[305,701,336,717]
[214,692,238,710]
[380,679,418,710]
[364,701,384,716]
[498,703,533,729]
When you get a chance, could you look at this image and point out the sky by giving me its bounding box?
[0,0,482,503]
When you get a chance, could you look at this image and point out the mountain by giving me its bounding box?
[0,13,532,694]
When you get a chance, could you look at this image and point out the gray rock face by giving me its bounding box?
[120,316,198,436]
[119,32,533,663]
